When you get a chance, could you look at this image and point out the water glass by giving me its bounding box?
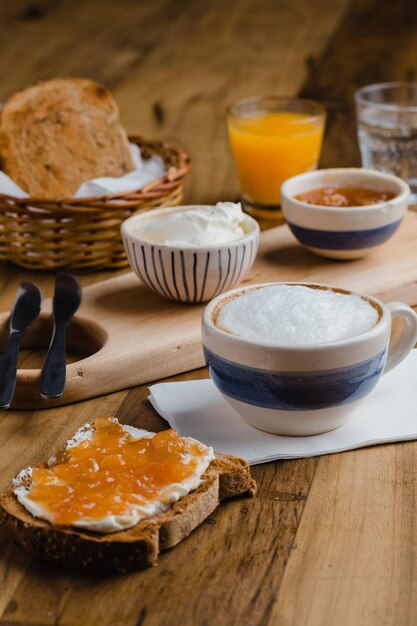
[355,82,417,201]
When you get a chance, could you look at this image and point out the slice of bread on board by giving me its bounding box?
[0,452,256,573]
[0,78,134,199]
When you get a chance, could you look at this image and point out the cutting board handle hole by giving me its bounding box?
[0,312,107,370]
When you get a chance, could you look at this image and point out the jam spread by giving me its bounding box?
[295,186,396,207]
[27,417,208,526]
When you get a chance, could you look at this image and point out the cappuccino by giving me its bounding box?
[214,284,379,345]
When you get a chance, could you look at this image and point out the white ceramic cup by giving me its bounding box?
[202,282,417,436]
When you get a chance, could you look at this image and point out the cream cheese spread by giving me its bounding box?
[134,202,247,247]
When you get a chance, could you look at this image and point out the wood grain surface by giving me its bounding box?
[6,212,417,410]
[1,0,417,625]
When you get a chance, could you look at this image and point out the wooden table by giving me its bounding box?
[1,1,417,624]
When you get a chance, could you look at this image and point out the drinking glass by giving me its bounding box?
[355,82,417,201]
[226,96,325,219]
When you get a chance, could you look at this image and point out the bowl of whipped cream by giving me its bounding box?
[121,202,260,303]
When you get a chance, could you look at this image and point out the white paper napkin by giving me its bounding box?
[148,350,417,464]
[0,143,166,199]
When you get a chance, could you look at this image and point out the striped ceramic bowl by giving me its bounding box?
[281,168,410,260]
[121,205,260,303]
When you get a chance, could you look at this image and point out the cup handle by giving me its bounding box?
[384,302,417,374]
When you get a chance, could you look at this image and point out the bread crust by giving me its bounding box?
[211,453,257,500]
[0,452,256,573]
[0,78,134,199]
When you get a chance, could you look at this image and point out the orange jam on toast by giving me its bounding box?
[295,186,396,207]
[27,417,209,526]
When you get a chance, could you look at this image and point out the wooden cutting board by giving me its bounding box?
[5,211,417,409]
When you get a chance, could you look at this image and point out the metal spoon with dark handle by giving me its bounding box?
[0,282,42,409]
[39,272,82,400]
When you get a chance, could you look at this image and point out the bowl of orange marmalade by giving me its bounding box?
[281,168,410,259]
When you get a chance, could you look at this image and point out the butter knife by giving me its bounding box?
[39,272,82,399]
[0,282,42,409]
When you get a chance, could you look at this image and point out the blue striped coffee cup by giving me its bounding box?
[202,282,417,435]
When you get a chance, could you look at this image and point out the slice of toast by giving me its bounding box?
[0,78,134,199]
[0,451,256,574]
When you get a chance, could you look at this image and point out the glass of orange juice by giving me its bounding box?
[227,96,325,219]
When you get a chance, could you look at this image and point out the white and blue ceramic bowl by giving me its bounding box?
[281,168,410,260]
[202,282,417,436]
[121,205,260,303]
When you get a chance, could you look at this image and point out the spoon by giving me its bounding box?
[0,282,42,409]
[39,272,82,399]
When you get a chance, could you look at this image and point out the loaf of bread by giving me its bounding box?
[0,78,134,199]
[0,448,256,573]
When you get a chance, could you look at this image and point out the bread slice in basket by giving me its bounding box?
[0,419,256,573]
[0,78,134,199]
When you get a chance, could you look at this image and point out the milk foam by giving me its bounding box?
[216,285,379,345]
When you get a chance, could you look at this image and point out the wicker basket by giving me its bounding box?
[0,136,191,271]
